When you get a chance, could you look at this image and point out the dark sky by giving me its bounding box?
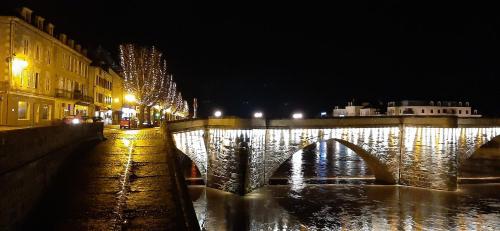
[3,1,500,118]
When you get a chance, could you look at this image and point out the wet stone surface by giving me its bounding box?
[22,127,183,230]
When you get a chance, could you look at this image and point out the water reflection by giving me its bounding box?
[186,139,500,230]
[270,140,373,185]
[190,184,500,231]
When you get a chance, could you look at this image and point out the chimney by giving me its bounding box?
[82,48,88,56]
[59,33,67,43]
[75,44,81,52]
[20,7,33,23]
[68,39,74,48]
[34,16,45,30]
[46,23,55,36]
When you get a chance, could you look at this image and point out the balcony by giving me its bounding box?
[55,89,93,103]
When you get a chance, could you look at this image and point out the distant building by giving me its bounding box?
[386,100,481,117]
[333,102,381,117]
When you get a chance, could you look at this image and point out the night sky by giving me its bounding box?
[3,1,500,118]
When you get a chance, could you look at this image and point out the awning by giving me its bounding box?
[75,101,91,106]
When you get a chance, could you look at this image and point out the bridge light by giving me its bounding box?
[214,110,222,118]
[254,112,263,118]
[292,113,303,119]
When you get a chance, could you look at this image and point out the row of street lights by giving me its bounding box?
[213,110,304,119]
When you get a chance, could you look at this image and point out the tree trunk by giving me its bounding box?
[145,106,152,126]
[138,104,145,128]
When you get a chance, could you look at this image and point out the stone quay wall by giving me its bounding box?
[0,123,104,227]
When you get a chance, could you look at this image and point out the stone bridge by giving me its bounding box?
[165,117,500,195]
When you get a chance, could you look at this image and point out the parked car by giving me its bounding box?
[120,117,138,129]
[92,116,103,122]
[63,115,84,125]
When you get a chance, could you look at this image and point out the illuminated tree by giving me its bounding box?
[119,44,168,125]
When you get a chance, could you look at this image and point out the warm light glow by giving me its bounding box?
[114,98,119,103]
[292,113,303,119]
[125,94,136,102]
[71,118,80,124]
[165,107,172,113]
[254,112,263,118]
[214,110,222,117]
[153,105,161,110]
[12,57,28,76]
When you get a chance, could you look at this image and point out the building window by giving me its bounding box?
[23,39,29,55]
[466,110,469,114]
[438,110,441,113]
[459,110,462,114]
[46,49,51,64]
[18,101,28,120]
[443,109,447,113]
[35,45,40,60]
[35,72,39,89]
[45,76,50,93]
[41,104,50,120]
[431,109,434,113]
[421,109,425,113]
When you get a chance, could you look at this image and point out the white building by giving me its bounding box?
[333,102,380,117]
[386,100,481,117]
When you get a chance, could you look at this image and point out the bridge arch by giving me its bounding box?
[459,134,500,178]
[171,130,208,182]
[264,128,401,185]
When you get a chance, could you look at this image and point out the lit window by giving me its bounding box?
[18,101,28,120]
[41,104,49,120]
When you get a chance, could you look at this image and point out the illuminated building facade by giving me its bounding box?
[0,7,92,126]
[387,100,481,117]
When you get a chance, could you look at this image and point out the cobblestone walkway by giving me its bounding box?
[23,127,185,230]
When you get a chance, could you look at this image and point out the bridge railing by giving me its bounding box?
[166,116,500,132]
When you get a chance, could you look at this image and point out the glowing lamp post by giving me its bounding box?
[254,112,263,118]
[292,113,303,119]
[214,110,222,118]
[12,57,28,76]
[125,94,136,103]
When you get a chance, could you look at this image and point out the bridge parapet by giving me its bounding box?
[168,116,500,131]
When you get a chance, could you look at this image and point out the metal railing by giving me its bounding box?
[55,89,93,103]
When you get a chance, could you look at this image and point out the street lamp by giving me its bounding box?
[125,94,136,103]
[254,112,263,118]
[292,113,303,119]
[12,57,28,76]
[214,110,222,118]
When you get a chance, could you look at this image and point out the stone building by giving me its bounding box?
[0,7,92,126]
[333,102,380,117]
[110,68,124,124]
[386,100,481,117]
[89,65,113,124]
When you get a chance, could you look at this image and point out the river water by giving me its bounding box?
[182,140,500,230]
